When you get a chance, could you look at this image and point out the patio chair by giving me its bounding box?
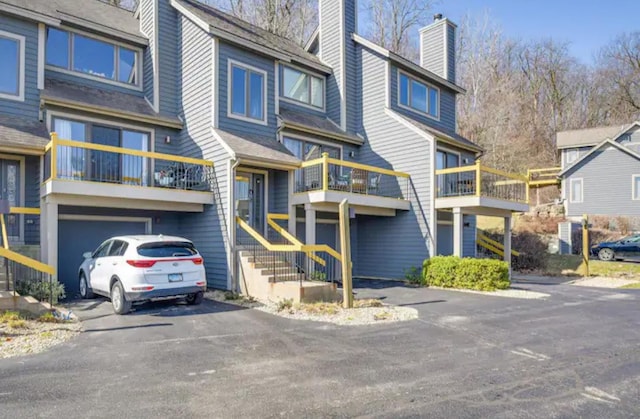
[368,173,382,195]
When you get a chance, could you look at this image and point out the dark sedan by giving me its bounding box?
[591,235,640,261]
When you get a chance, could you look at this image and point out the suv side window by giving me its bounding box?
[108,240,128,257]
[93,241,112,259]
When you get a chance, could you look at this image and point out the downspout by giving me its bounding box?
[229,158,240,291]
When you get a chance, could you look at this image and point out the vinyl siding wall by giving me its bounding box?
[157,0,180,116]
[318,0,342,128]
[419,24,444,79]
[178,17,229,290]
[447,24,456,83]
[217,42,277,138]
[24,155,40,245]
[563,145,640,217]
[354,47,434,279]
[390,65,457,137]
[140,0,155,106]
[0,14,39,119]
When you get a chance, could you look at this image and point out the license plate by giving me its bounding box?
[168,273,183,283]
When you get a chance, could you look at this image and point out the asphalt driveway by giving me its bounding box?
[1,279,639,418]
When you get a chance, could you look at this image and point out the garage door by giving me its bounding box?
[58,219,147,299]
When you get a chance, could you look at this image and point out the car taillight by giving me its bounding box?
[192,257,203,265]
[127,260,157,268]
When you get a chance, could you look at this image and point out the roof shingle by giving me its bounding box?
[278,106,363,145]
[0,114,50,152]
[556,124,631,149]
[174,0,328,72]
[42,79,182,127]
[214,129,300,167]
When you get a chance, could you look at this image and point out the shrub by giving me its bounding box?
[423,256,460,288]
[15,279,66,305]
[403,266,423,285]
[276,298,293,312]
[423,256,510,291]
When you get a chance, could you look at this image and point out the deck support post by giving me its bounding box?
[453,207,463,257]
[504,215,512,278]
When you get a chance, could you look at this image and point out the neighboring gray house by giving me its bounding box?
[557,122,640,219]
[0,0,528,300]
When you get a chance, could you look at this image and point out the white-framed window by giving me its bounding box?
[45,27,141,88]
[569,178,583,203]
[633,175,640,200]
[228,59,267,125]
[565,149,578,165]
[280,64,324,109]
[398,70,439,119]
[0,30,25,101]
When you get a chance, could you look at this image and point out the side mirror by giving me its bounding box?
[83,252,93,259]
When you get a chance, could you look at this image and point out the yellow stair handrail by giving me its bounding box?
[237,217,342,263]
[477,233,520,258]
[0,247,55,276]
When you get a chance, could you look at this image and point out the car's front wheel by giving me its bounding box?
[598,248,615,261]
[186,291,204,305]
[79,272,94,299]
[111,281,132,315]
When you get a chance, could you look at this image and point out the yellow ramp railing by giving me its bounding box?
[477,233,520,258]
[527,167,561,187]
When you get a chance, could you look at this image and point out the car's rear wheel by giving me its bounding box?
[79,273,94,299]
[598,248,615,261]
[186,291,204,305]
[111,281,132,315]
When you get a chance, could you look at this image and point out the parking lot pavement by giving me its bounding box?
[1,282,639,418]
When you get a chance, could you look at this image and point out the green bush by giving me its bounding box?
[403,266,423,285]
[423,256,510,291]
[15,279,66,305]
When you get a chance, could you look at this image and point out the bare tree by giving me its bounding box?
[364,0,438,61]
[595,32,640,122]
[208,0,317,46]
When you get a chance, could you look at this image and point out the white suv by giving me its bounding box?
[78,235,207,314]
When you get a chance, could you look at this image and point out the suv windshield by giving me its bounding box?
[137,241,197,258]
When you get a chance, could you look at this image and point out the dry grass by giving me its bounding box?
[7,319,27,329]
[620,282,640,289]
[545,254,640,279]
[0,311,22,324]
[353,299,384,308]
[287,299,385,315]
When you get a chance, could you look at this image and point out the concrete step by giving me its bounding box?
[267,273,306,283]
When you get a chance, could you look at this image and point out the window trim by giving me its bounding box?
[397,69,440,121]
[0,29,26,102]
[279,63,326,111]
[227,58,268,126]
[565,149,578,165]
[569,178,583,203]
[45,26,143,92]
[280,133,343,161]
[633,174,640,201]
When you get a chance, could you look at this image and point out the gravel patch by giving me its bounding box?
[429,286,549,299]
[206,290,418,326]
[570,276,639,289]
[0,313,82,359]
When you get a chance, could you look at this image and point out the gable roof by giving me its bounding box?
[0,114,49,153]
[172,0,330,74]
[42,79,183,129]
[556,124,631,149]
[558,138,640,177]
[0,0,145,45]
[212,129,300,169]
[278,106,363,145]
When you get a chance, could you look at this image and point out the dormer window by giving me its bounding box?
[281,65,324,109]
[45,27,140,88]
[398,70,439,119]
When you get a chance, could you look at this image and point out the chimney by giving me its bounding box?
[419,15,456,84]
[318,0,357,133]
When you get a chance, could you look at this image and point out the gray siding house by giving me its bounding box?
[0,0,528,300]
[557,122,640,219]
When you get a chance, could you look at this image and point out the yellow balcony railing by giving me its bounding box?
[527,167,561,187]
[294,153,410,200]
[44,133,214,192]
[435,162,529,204]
